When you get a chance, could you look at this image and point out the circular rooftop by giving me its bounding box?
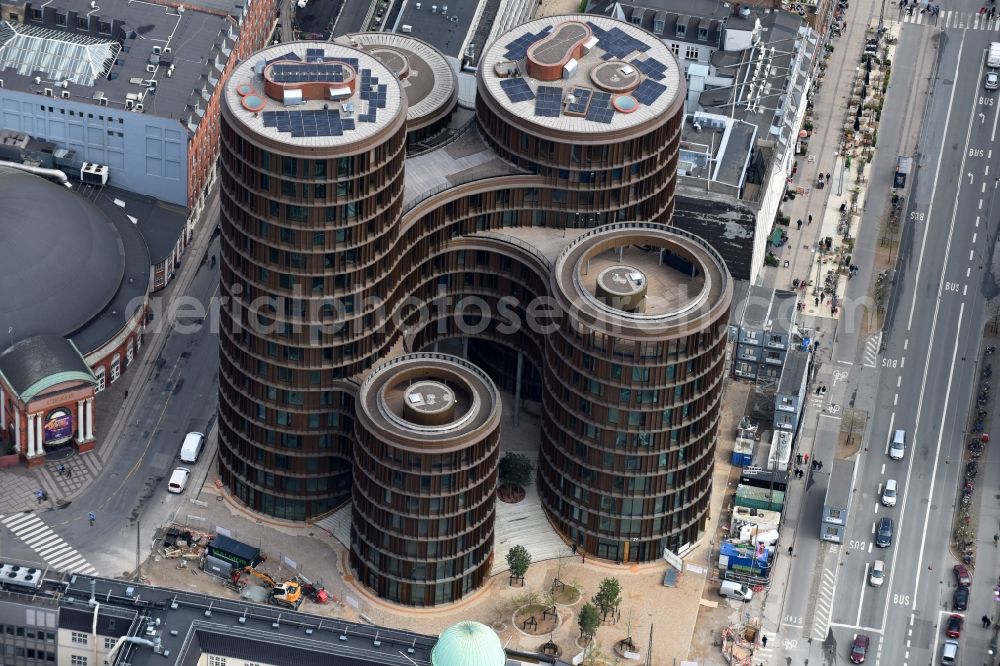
[553,223,732,338]
[335,33,457,131]
[0,167,125,342]
[431,622,505,666]
[224,41,406,149]
[356,353,501,450]
[479,14,682,136]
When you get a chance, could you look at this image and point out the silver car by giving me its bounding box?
[889,429,905,460]
[986,71,999,91]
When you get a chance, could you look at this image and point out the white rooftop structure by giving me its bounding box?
[479,14,683,135]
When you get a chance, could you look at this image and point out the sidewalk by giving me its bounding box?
[754,11,934,661]
[0,187,221,515]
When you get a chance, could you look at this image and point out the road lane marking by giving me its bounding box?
[0,513,98,575]
[857,562,869,628]
[900,357,905,367]
[908,36,968,330]
[885,412,895,456]
[910,302,965,614]
[983,183,987,193]
[973,232,978,242]
[970,249,975,260]
[964,284,968,295]
[894,393,899,405]
[904,339,909,350]
[980,199,984,210]
[897,376,902,387]
[968,267,972,276]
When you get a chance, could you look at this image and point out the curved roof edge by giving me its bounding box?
[0,335,97,403]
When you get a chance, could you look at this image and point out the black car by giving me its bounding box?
[952,585,969,611]
[875,517,893,547]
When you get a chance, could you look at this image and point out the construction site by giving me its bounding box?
[145,524,350,619]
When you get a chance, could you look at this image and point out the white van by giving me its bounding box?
[180,431,206,463]
[889,429,905,460]
[167,467,191,494]
[720,581,753,601]
[881,479,898,507]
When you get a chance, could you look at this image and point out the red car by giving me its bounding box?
[850,634,870,663]
[945,614,963,638]
[954,564,972,587]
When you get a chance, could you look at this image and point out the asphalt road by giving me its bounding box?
[819,25,1000,666]
[9,214,223,577]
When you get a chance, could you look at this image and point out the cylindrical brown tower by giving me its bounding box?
[475,15,686,228]
[333,33,458,151]
[217,42,408,519]
[351,353,501,606]
[538,224,732,563]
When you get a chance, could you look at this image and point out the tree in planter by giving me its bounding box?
[592,577,622,622]
[499,452,533,491]
[507,544,532,586]
[578,602,600,640]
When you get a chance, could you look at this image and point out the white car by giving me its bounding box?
[869,559,885,587]
[881,479,897,507]
[986,71,999,90]
[167,467,191,494]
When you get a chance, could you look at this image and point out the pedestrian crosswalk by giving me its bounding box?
[863,332,881,368]
[0,514,97,575]
[811,565,837,640]
[902,8,1000,30]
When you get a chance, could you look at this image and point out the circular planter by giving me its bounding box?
[552,584,582,606]
[498,485,526,503]
[513,604,560,637]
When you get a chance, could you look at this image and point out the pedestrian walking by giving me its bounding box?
[581,554,585,564]
[804,453,809,465]
[58,464,65,475]
[571,543,577,555]
[808,214,813,225]
[796,453,803,465]
[88,512,96,526]
[762,636,768,648]
[984,615,991,628]
[66,468,72,478]
[994,533,998,546]
[797,219,803,230]
[814,296,819,307]
[787,546,793,557]
[35,491,43,505]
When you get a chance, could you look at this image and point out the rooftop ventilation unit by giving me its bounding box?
[164,47,172,54]
[146,64,156,73]
[61,90,70,98]
[153,46,161,54]
[0,564,42,591]
[136,103,144,112]
[43,88,52,97]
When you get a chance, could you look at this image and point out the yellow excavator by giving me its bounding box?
[228,566,303,609]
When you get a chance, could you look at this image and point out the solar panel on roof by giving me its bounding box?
[534,85,563,118]
[271,62,348,84]
[499,77,535,103]
[599,27,649,59]
[565,87,592,115]
[503,26,553,60]
[632,78,667,105]
[261,109,348,136]
[634,57,667,80]
[266,51,302,66]
[586,91,614,123]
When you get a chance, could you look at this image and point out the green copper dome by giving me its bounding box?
[431,621,506,666]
